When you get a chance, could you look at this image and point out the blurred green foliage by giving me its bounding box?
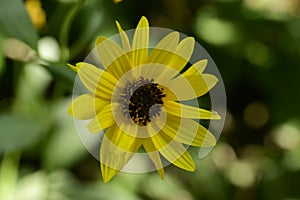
[1,0,300,199]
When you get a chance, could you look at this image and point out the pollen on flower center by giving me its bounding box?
[120,77,166,126]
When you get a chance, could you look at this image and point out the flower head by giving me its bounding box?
[68,16,221,183]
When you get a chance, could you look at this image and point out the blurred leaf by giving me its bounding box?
[71,181,142,200]
[0,152,21,200]
[41,63,76,85]
[42,98,86,170]
[184,149,229,200]
[15,170,140,200]
[0,36,4,75]
[0,0,38,50]
[15,171,48,200]
[3,38,37,62]
[59,0,86,61]
[38,37,61,62]
[0,114,43,153]
[15,63,52,103]
[15,170,80,200]
[69,1,103,60]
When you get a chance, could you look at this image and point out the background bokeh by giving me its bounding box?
[1,0,300,199]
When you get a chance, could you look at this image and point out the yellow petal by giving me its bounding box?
[164,101,221,120]
[182,59,208,76]
[68,93,109,120]
[115,21,131,52]
[100,126,142,183]
[171,148,195,172]
[132,16,149,66]
[130,63,177,85]
[148,32,179,65]
[160,85,177,101]
[96,36,131,79]
[87,103,116,133]
[169,73,218,100]
[77,62,117,99]
[163,115,216,147]
[151,133,195,171]
[143,139,164,179]
[106,127,142,152]
[101,163,118,184]
[168,37,195,72]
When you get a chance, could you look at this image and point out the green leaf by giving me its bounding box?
[0,36,4,75]
[69,1,103,60]
[0,0,38,50]
[0,114,44,153]
[59,0,86,62]
[42,99,86,170]
[41,63,76,85]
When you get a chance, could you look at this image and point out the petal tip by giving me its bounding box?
[102,172,114,184]
[186,162,196,172]
[202,59,208,65]
[101,164,118,183]
[67,63,78,72]
[137,16,149,28]
[204,134,217,147]
[158,169,165,179]
[213,112,221,120]
[182,37,195,48]
[140,16,148,22]
[115,20,122,31]
[184,36,195,43]
[67,103,73,116]
[96,36,106,46]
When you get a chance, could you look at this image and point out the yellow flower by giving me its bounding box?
[68,16,221,183]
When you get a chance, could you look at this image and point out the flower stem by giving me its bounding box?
[59,0,86,62]
[0,152,21,200]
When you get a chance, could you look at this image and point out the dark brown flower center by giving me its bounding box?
[120,77,166,126]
